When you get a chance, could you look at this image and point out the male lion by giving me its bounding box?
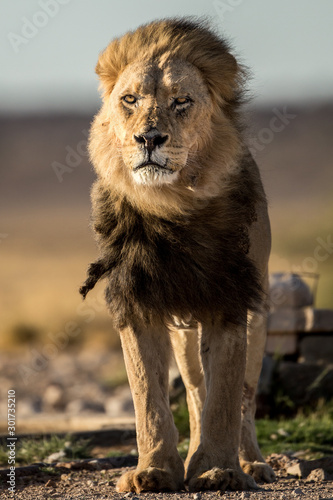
[81,18,275,493]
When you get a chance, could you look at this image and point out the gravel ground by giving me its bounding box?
[1,455,333,500]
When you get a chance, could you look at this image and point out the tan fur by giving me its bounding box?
[85,18,275,493]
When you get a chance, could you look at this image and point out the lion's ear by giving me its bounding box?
[186,43,246,107]
[213,52,246,104]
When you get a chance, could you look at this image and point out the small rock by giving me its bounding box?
[88,459,102,470]
[46,450,66,463]
[43,383,66,410]
[240,493,250,500]
[292,488,304,496]
[55,461,73,469]
[287,456,333,479]
[287,463,301,476]
[305,468,326,482]
[193,493,202,500]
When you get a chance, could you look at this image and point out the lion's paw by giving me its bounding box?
[116,470,136,493]
[241,460,276,483]
[187,467,258,492]
[116,467,184,493]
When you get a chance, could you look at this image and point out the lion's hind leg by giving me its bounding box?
[170,325,206,471]
[239,306,275,483]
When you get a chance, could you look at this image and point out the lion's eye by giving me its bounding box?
[122,95,137,104]
[174,97,191,106]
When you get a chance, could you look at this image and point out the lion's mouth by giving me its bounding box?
[133,161,173,173]
[132,160,178,185]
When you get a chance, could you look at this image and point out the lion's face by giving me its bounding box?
[108,59,213,186]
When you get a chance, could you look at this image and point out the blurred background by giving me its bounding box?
[0,0,333,441]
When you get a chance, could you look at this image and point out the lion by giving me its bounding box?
[80,18,275,493]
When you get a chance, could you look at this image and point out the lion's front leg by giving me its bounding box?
[186,318,258,492]
[116,323,184,493]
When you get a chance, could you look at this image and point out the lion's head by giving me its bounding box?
[106,58,213,186]
[89,18,247,214]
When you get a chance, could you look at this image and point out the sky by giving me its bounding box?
[1,0,333,113]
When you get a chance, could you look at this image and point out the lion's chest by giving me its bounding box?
[98,203,260,327]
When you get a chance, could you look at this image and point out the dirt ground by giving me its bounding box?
[1,455,333,500]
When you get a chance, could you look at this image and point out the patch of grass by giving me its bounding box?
[10,435,67,465]
[0,434,92,466]
[65,436,92,460]
[177,438,189,460]
[257,400,333,458]
[106,450,127,458]
[172,397,333,461]
[171,397,190,439]
[39,466,62,475]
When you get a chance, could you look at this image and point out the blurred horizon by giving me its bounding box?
[1,0,333,114]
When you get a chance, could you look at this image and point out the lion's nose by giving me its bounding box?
[134,130,168,152]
